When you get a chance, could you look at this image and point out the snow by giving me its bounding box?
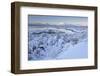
[28,23,88,61]
[56,40,88,59]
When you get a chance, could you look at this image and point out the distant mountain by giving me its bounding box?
[29,23,88,29]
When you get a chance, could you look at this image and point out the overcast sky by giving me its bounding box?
[28,15,88,26]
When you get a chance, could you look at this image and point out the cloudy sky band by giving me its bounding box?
[28,15,88,26]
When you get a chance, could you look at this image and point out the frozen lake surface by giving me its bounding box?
[28,23,88,60]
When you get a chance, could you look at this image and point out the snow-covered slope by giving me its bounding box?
[56,40,88,59]
[28,24,88,60]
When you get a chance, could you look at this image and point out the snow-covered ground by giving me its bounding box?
[28,23,88,60]
[56,40,88,59]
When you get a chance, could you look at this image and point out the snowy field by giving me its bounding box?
[28,23,88,60]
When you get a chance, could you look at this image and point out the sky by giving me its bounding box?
[28,15,88,26]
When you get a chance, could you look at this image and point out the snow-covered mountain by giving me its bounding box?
[28,23,88,60]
